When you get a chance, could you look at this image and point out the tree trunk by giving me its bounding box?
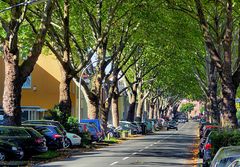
[2,1,54,126]
[59,66,72,126]
[136,93,144,121]
[221,80,238,128]
[208,62,220,123]
[2,45,22,126]
[87,95,99,119]
[127,84,137,122]
[100,93,112,131]
[153,103,157,119]
[111,91,119,128]
[149,103,154,119]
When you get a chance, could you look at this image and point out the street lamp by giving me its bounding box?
[0,0,48,13]
[78,60,99,122]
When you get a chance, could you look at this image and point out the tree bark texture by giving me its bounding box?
[111,90,119,128]
[148,103,154,119]
[3,43,22,125]
[208,62,220,123]
[136,93,144,120]
[59,65,72,126]
[127,84,137,122]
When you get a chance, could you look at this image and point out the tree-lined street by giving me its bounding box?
[38,122,198,167]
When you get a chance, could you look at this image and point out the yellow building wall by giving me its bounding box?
[0,54,76,112]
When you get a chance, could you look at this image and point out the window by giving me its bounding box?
[22,76,31,89]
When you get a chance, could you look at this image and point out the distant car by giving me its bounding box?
[0,139,24,161]
[80,119,105,140]
[68,123,92,145]
[106,125,120,138]
[86,123,100,142]
[66,132,81,147]
[23,124,65,149]
[119,121,138,134]
[178,119,186,123]
[167,121,178,131]
[200,125,220,138]
[210,146,240,167]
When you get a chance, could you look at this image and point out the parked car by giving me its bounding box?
[106,125,120,138]
[68,123,92,145]
[0,139,24,161]
[178,118,186,123]
[143,121,153,133]
[131,122,143,133]
[23,120,68,147]
[148,119,162,131]
[66,132,81,147]
[80,119,105,140]
[119,121,138,134]
[86,123,101,142]
[202,131,216,167]
[23,127,48,153]
[0,126,47,154]
[200,125,220,138]
[23,124,65,149]
[210,146,240,167]
[167,121,178,131]
[199,129,214,158]
[23,120,66,133]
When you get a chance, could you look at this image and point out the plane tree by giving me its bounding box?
[0,0,55,125]
[165,0,240,127]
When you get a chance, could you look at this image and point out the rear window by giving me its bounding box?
[25,128,42,137]
[37,127,52,134]
[53,127,63,134]
[11,129,30,137]
[0,128,30,137]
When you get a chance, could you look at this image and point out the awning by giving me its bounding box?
[0,106,46,112]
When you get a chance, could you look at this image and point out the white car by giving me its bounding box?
[65,132,81,147]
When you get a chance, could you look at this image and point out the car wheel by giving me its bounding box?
[167,128,169,131]
[176,128,178,131]
[65,138,72,148]
[0,151,6,161]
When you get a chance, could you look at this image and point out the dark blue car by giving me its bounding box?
[23,124,64,149]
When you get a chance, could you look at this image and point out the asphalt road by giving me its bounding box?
[37,121,198,167]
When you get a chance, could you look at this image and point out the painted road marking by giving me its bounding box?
[122,157,129,160]
[110,161,119,166]
[145,146,149,149]
[132,152,137,155]
[138,149,144,152]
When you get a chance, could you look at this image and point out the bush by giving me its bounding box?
[65,116,78,131]
[210,130,240,155]
[45,105,78,131]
